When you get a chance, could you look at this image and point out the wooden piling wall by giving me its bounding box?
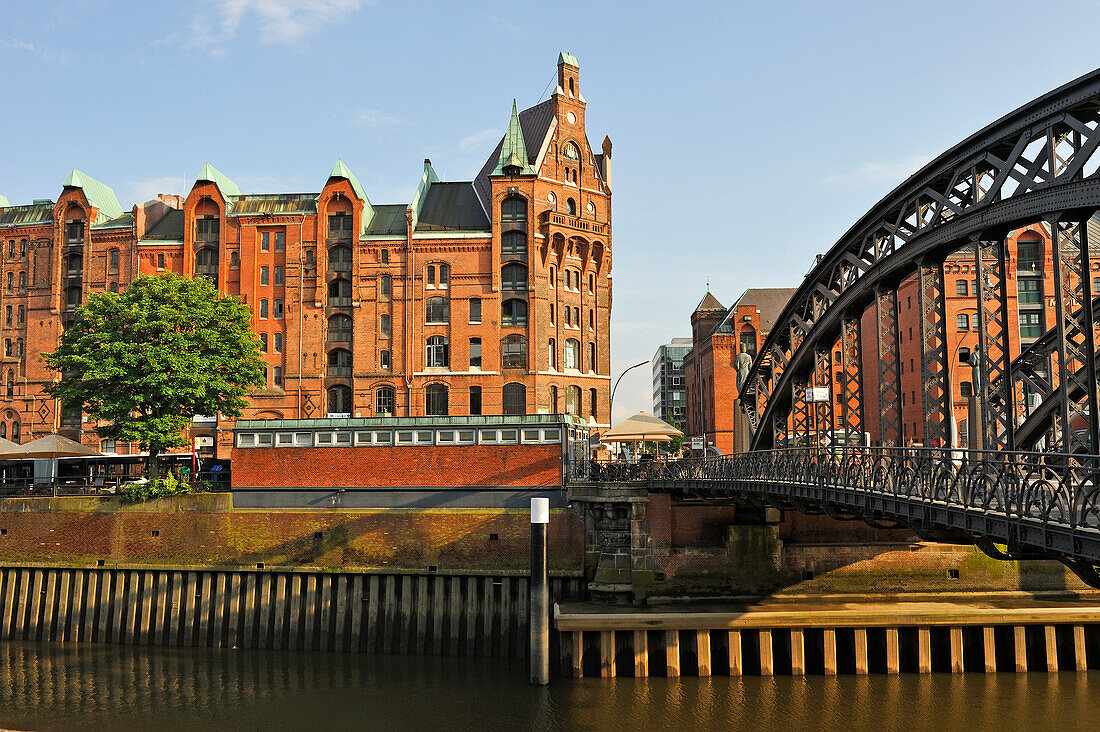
[0,566,583,658]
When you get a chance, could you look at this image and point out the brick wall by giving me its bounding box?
[232,444,562,488]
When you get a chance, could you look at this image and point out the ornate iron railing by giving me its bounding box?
[568,447,1100,569]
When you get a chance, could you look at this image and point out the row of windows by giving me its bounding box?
[548,266,594,293]
[4,306,24,327]
[237,425,563,449]
[4,339,23,358]
[326,383,528,417]
[550,305,593,329]
[6,272,25,293]
[548,338,597,371]
[259,266,284,286]
[256,299,284,319]
[5,240,27,260]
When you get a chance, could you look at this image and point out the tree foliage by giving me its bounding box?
[44,274,265,476]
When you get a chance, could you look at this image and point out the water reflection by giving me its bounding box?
[0,642,1094,731]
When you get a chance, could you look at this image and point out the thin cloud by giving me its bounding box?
[826,154,931,186]
[189,0,367,55]
[1,36,70,64]
[458,129,500,152]
[487,15,519,33]
[129,177,187,204]
[352,109,401,128]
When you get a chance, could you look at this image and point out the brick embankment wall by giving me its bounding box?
[0,497,583,573]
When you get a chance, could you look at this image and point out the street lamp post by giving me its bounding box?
[609,360,649,422]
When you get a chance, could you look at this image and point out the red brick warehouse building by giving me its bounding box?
[0,53,613,458]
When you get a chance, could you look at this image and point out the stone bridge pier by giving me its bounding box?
[568,482,656,604]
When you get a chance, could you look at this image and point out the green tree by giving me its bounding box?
[44,274,265,479]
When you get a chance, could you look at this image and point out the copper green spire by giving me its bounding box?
[493,99,534,176]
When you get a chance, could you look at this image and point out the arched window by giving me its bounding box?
[66,253,82,277]
[502,334,527,369]
[549,266,556,287]
[563,142,580,160]
[4,370,11,399]
[566,198,577,216]
[426,336,449,368]
[380,313,391,334]
[503,383,526,416]
[590,388,598,417]
[425,384,448,415]
[588,342,596,372]
[502,231,527,258]
[426,296,449,323]
[327,385,352,416]
[230,251,240,269]
[10,421,19,442]
[564,339,580,370]
[327,348,352,377]
[1,423,6,439]
[328,245,351,272]
[3,341,9,357]
[375,386,396,416]
[501,263,527,290]
[18,239,26,258]
[17,272,25,291]
[549,385,558,413]
[589,273,595,292]
[381,249,389,264]
[304,249,314,267]
[5,241,12,259]
[379,275,391,297]
[5,272,10,292]
[956,313,969,331]
[502,195,527,222]
[501,298,527,326]
[548,338,557,370]
[109,249,119,273]
[565,386,581,415]
[15,306,22,326]
[195,248,218,280]
[328,314,352,342]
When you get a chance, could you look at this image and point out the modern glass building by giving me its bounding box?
[652,338,692,424]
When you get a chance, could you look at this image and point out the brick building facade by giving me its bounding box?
[0,53,612,458]
[683,288,796,454]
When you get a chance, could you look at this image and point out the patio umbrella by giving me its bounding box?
[6,434,100,496]
[0,437,22,458]
[601,411,683,442]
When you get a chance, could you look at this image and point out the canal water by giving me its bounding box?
[0,642,1094,731]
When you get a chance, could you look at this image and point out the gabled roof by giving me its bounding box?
[558,51,579,67]
[713,287,798,336]
[195,163,241,201]
[408,160,441,230]
[693,291,724,313]
[92,212,133,230]
[141,209,185,241]
[415,182,491,233]
[63,169,123,223]
[327,159,375,232]
[473,98,556,211]
[365,204,407,236]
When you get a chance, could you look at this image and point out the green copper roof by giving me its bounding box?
[492,100,535,176]
[558,51,579,67]
[196,163,241,201]
[62,169,124,224]
[328,159,375,231]
[0,196,8,208]
[408,160,440,230]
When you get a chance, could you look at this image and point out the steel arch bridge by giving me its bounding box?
[577,68,1100,585]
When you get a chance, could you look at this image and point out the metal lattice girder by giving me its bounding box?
[1049,215,1100,455]
[839,315,865,437]
[738,68,1100,451]
[814,349,834,443]
[918,259,951,447]
[875,288,903,446]
[791,375,811,446]
[973,237,1015,451]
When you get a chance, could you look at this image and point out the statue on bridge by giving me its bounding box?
[735,345,753,394]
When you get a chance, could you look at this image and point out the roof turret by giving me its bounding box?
[195,163,241,201]
[62,169,123,223]
[493,100,535,176]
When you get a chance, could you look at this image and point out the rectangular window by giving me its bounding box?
[260,300,268,319]
[1020,311,1043,338]
[960,381,973,397]
[273,367,283,387]
[260,333,268,352]
[260,266,269,285]
[274,299,284,319]
[380,313,391,335]
[1018,278,1041,304]
[380,350,391,370]
[157,253,165,269]
[275,232,285,252]
[956,313,968,330]
[469,386,482,415]
[1017,241,1040,272]
[469,338,482,368]
[955,279,967,296]
[274,266,283,286]
[274,333,283,353]
[261,232,270,252]
[469,298,482,323]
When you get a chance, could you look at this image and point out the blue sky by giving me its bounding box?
[3,0,1100,423]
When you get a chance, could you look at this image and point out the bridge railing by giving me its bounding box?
[570,446,1100,530]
